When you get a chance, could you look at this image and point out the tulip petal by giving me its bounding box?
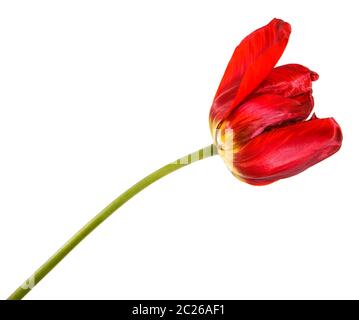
[254,64,319,98]
[217,93,314,148]
[232,118,342,185]
[210,18,291,130]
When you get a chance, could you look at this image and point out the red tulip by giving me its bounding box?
[209,18,342,185]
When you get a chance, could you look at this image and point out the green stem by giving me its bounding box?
[8,144,217,300]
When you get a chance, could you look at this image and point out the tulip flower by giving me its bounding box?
[8,18,342,300]
[210,18,342,185]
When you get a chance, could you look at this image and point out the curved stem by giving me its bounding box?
[8,144,217,300]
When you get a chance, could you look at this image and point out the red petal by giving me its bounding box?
[210,18,291,129]
[254,64,319,98]
[232,118,342,185]
[217,93,314,148]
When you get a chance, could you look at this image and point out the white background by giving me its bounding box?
[0,0,358,300]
